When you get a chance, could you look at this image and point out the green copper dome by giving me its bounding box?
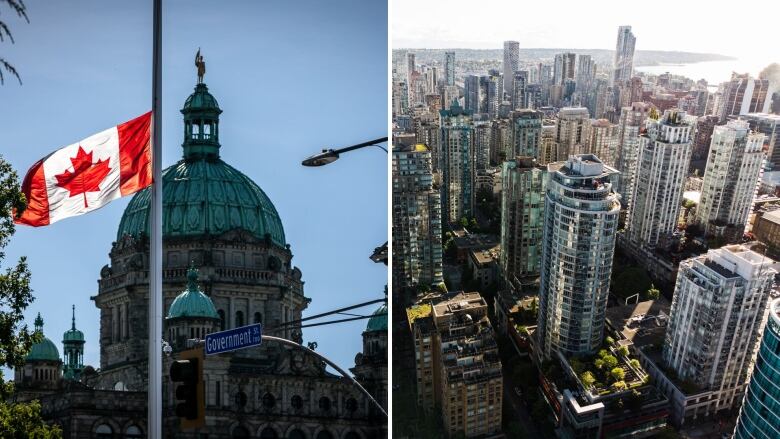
[27,314,61,362]
[116,82,286,246]
[183,83,220,112]
[167,267,219,320]
[365,304,387,332]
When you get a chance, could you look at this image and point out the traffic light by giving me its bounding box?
[170,348,205,428]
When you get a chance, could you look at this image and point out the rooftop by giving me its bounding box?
[469,246,499,266]
[604,299,671,349]
[433,291,486,318]
[760,209,780,226]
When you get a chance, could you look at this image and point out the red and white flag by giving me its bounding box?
[15,111,152,226]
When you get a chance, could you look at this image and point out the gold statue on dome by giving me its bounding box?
[195,48,206,83]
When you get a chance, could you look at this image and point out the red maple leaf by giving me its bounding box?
[54,146,112,208]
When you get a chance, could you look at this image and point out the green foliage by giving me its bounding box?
[605,336,615,346]
[603,355,618,370]
[0,156,61,437]
[646,284,660,300]
[597,349,608,358]
[580,371,596,388]
[468,218,478,232]
[0,400,61,438]
[611,380,627,391]
[610,367,625,382]
[629,359,641,370]
[594,358,605,370]
[617,345,629,357]
[570,359,584,374]
[460,216,469,228]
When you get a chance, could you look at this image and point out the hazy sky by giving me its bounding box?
[1,0,387,378]
[393,0,780,57]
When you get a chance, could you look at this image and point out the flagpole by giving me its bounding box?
[149,0,163,437]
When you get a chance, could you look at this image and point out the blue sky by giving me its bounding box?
[1,0,387,376]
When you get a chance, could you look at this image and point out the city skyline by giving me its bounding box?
[392,0,778,58]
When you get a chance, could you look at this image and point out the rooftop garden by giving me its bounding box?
[567,337,649,398]
[406,303,432,324]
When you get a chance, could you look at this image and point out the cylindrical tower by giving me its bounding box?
[733,298,780,438]
[537,154,620,358]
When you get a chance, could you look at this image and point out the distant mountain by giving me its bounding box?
[394,48,734,68]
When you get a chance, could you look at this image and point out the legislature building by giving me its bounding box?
[12,75,387,439]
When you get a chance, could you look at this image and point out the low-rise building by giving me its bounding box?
[467,246,499,290]
[407,292,503,438]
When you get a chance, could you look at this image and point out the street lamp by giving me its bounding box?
[301,137,388,167]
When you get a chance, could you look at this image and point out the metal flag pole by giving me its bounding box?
[149,0,163,437]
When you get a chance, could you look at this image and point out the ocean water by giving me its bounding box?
[635,57,778,86]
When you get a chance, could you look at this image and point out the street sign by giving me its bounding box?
[205,323,262,355]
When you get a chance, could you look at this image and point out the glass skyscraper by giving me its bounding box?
[733,298,780,438]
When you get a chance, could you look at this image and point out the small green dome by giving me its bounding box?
[63,329,84,342]
[63,305,84,343]
[167,267,219,320]
[365,304,387,332]
[27,314,61,362]
[182,83,221,112]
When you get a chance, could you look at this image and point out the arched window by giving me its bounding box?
[235,311,245,327]
[316,431,334,439]
[262,392,276,409]
[232,426,250,439]
[288,429,306,439]
[254,312,263,324]
[260,427,278,439]
[345,397,358,412]
[95,423,113,439]
[290,395,303,410]
[124,425,143,438]
[217,310,226,331]
[318,396,331,412]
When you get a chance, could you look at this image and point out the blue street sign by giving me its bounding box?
[205,323,262,355]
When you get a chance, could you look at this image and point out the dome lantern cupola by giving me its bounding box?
[181,49,222,161]
[63,305,85,381]
[181,82,222,161]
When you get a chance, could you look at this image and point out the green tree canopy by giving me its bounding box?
[580,371,596,389]
[610,367,625,382]
[603,355,618,370]
[0,156,62,437]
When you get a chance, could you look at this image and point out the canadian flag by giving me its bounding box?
[15,112,152,226]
